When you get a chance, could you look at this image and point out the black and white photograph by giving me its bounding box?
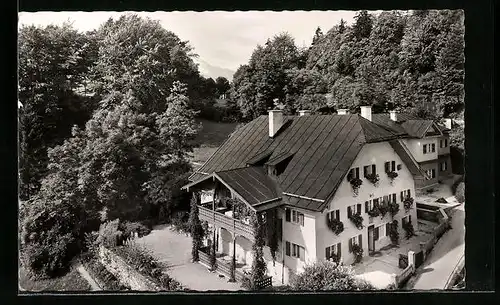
[18,9,466,293]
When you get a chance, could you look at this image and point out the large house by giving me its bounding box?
[183,106,452,285]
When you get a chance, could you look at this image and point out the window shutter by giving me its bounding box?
[336,210,340,221]
[348,238,353,253]
[285,241,290,256]
[397,164,402,171]
[299,213,304,226]
[409,215,412,223]
[386,223,390,236]
[374,227,379,241]
[337,243,341,258]
[356,204,361,214]
[347,206,352,218]
[372,164,376,175]
[355,168,360,179]
[347,169,353,181]
[385,162,390,173]
[325,247,330,260]
[358,234,363,248]
[391,161,396,171]
[408,189,411,198]
[365,201,369,213]
[373,198,379,207]
[285,209,291,222]
[300,247,305,261]
[400,191,403,202]
[363,166,369,177]
[393,193,397,203]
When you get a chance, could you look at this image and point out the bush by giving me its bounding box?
[171,211,191,234]
[97,219,124,248]
[348,213,364,230]
[389,221,399,245]
[112,244,184,291]
[351,244,363,264]
[119,221,151,239]
[365,173,380,186]
[290,261,374,291]
[388,202,400,217]
[455,182,465,203]
[326,218,344,235]
[402,221,416,239]
[81,253,128,290]
[349,178,363,196]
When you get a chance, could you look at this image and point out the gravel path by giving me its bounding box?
[76,264,102,291]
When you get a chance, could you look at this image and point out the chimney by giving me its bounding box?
[444,118,453,130]
[389,110,398,121]
[269,110,284,137]
[337,109,349,115]
[298,110,312,116]
[360,106,372,122]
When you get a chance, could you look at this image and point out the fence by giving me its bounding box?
[395,264,414,288]
[393,250,415,288]
[419,207,451,260]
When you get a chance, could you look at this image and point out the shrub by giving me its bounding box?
[389,221,399,245]
[455,182,465,203]
[348,213,364,230]
[171,211,191,234]
[378,204,389,219]
[112,244,183,291]
[326,218,344,235]
[398,254,409,269]
[387,171,398,183]
[402,221,416,239]
[97,219,124,248]
[351,244,363,264]
[81,253,128,290]
[367,207,380,218]
[189,194,203,262]
[119,221,151,239]
[289,260,374,291]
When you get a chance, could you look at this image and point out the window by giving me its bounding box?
[385,223,391,236]
[291,210,305,226]
[286,208,304,226]
[423,144,428,154]
[445,139,448,147]
[325,243,341,260]
[385,161,396,172]
[392,193,397,203]
[374,226,380,241]
[400,189,411,201]
[348,235,362,252]
[431,143,436,153]
[348,204,361,217]
[285,241,291,256]
[397,164,402,171]
[363,164,377,177]
[426,169,437,179]
[286,241,305,261]
[327,210,340,222]
[440,139,443,148]
[347,167,360,181]
[441,161,448,172]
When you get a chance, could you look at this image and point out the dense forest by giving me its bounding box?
[18,10,464,279]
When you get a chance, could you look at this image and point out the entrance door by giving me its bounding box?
[368,225,375,254]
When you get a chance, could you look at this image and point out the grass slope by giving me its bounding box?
[19,266,91,292]
[189,119,239,170]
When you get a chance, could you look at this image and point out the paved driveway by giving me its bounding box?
[136,225,243,291]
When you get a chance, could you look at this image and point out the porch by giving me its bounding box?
[198,202,255,242]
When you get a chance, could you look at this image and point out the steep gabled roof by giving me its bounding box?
[188,114,405,211]
[372,113,444,138]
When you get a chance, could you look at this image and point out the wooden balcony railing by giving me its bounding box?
[198,204,255,241]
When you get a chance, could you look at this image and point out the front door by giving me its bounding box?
[368,225,375,254]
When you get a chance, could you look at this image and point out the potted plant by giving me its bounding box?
[378,203,389,219]
[351,244,363,264]
[386,171,398,184]
[326,217,344,235]
[403,197,414,212]
[350,178,363,196]
[348,213,364,230]
[327,252,341,264]
[365,173,380,186]
[388,201,400,217]
[367,206,380,218]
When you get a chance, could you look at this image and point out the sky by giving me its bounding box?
[18,11,376,79]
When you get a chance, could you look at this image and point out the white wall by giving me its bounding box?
[316,142,417,265]
[402,138,438,163]
[281,205,319,274]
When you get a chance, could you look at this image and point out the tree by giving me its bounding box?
[338,19,347,34]
[189,193,203,262]
[353,10,373,40]
[215,76,231,97]
[250,213,267,289]
[312,27,324,45]
[290,260,374,291]
[18,23,97,200]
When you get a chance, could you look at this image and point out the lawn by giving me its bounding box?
[189,119,239,169]
[19,266,91,292]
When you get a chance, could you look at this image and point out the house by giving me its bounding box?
[182,106,453,285]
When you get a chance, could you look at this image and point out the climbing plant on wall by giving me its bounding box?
[189,192,203,262]
[250,212,266,289]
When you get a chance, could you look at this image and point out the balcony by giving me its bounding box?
[198,204,255,241]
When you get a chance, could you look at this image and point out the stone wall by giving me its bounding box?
[98,247,160,291]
